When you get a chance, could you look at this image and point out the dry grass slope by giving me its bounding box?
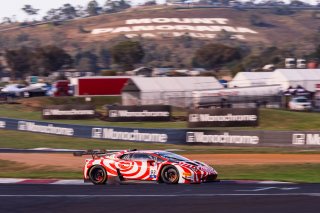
[1,6,319,53]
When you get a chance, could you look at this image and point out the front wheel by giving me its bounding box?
[88,165,107,185]
[161,165,179,184]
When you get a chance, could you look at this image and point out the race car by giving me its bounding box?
[74,149,218,185]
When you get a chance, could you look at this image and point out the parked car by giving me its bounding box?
[288,96,312,110]
[1,84,26,97]
[1,83,49,98]
[22,83,49,97]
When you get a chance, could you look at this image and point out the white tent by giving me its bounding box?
[121,77,223,107]
[269,69,320,91]
[228,72,274,88]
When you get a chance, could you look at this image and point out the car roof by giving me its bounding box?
[125,150,167,154]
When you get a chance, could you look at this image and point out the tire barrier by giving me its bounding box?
[0,117,319,147]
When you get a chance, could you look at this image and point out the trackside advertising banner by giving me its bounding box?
[107,105,171,122]
[188,108,259,128]
[0,117,319,147]
[0,118,184,144]
[186,130,260,145]
[42,105,97,120]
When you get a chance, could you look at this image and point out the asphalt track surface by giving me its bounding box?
[0,181,319,213]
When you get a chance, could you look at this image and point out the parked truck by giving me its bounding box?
[192,84,282,108]
[48,80,72,97]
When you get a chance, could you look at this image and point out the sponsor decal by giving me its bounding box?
[292,134,320,145]
[186,131,259,144]
[150,170,157,178]
[189,113,257,122]
[92,128,168,143]
[43,109,95,116]
[17,121,74,136]
[109,110,169,118]
[0,120,6,128]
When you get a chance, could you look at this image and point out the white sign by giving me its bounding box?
[109,110,170,118]
[0,121,6,128]
[91,17,258,40]
[186,131,259,144]
[92,128,168,143]
[189,113,257,122]
[125,32,245,39]
[292,133,320,145]
[43,109,95,116]
[92,25,257,34]
[125,18,229,25]
[18,121,74,136]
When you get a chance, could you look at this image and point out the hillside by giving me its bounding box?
[1,6,320,67]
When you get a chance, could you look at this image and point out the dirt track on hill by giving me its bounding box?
[1,153,320,169]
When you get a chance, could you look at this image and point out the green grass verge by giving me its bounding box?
[215,163,320,183]
[1,159,319,183]
[0,159,81,179]
[1,129,320,153]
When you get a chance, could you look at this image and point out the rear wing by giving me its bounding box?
[73,149,137,158]
[73,150,107,157]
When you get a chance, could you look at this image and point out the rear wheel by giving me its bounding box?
[89,165,107,185]
[161,165,179,184]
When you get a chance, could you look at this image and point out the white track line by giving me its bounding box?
[0,178,25,184]
[52,180,91,185]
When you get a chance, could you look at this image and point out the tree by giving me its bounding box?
[76,57,97,72]
[111,41,145,71]
[22,5,39,16]
[87,0,101,16]
[5,47,32,79]
[272,6,294,15]
[104,0,130,13]
[75,51,98,72]
[1,17,12,24]
[290,0,308,6]
[143,0,157,6]
[34,46,73,75]
[308,44,320,60]
[99,48,111,68]
[43,9,62,21]
[192,43,242,70]
[61,4,77,19]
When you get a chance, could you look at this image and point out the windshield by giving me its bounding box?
[155,152,190,162]
[295,98,308,103]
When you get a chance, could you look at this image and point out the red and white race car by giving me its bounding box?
[74,149,218,185]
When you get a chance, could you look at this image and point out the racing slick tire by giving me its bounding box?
[88,165,107,185]
[160,165,179,184]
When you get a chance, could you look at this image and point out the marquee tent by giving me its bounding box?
[228,72,274,88]
[121,77,223,107]
[268,69,320,92]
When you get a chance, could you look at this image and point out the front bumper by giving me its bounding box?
[182,172,218,183]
